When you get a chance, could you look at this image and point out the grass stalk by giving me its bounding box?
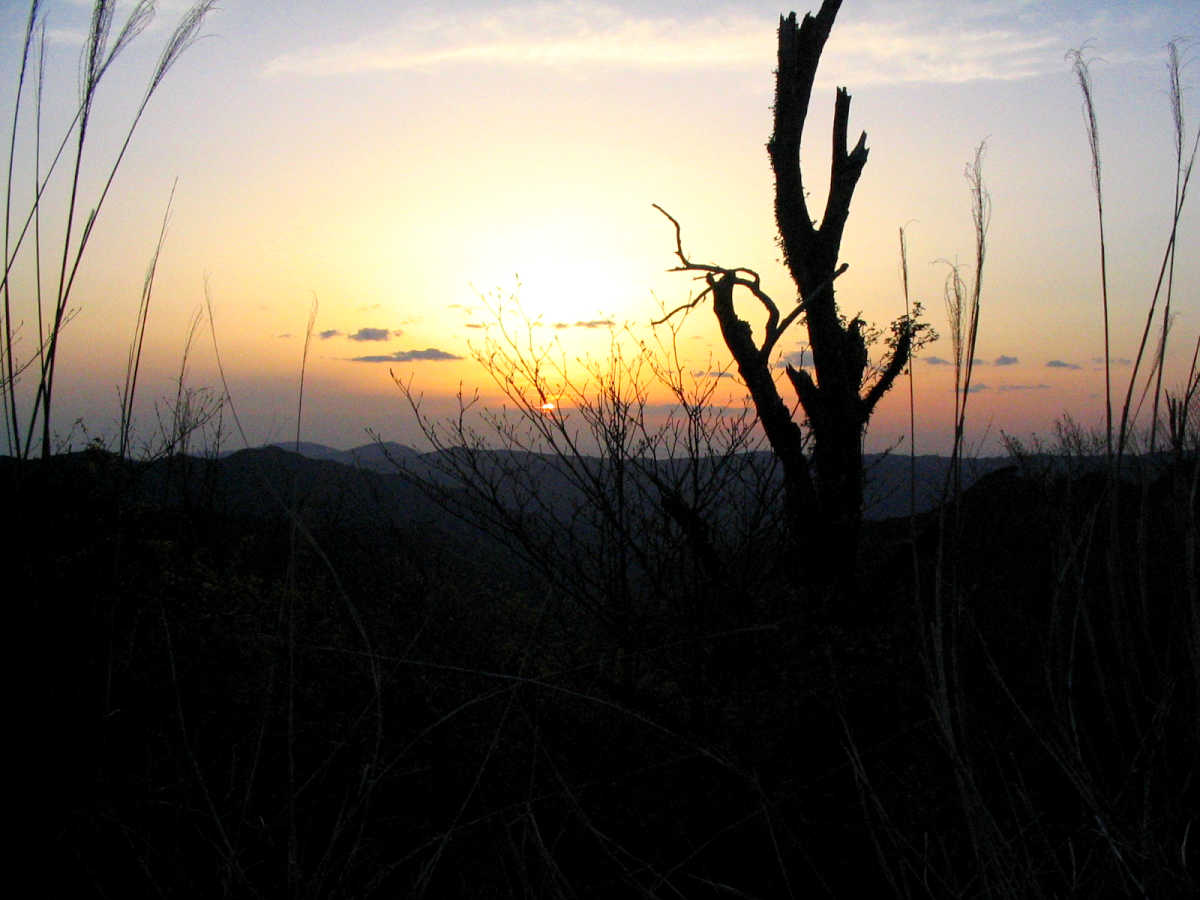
[284,296,317,893]
[1112,101,1198,464]
[30,20,45,454]
[1068,48,1113,463]
[2,1,41,456]
[924,141,994,893]
[1147,42,1187,454]
[161,307,207,458]
[119,179,176,459]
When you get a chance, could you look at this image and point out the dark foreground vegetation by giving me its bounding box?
[9,441,1197,897]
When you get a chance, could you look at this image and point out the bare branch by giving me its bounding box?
[652,203,785,342]
[652,203,723,275]
[650,285,714,327]
[818,87,869,256]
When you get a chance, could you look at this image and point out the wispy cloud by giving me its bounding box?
[925,356,953,366]
[264,4,771,77]
[262,1,1151,84]
[997,383,1050,391]
[318,329,342,340]
[994,354,1019,366]
[1046,359,1081,370]
[831,21,1060,85]
[351,347,463,363]
[827,0,1163,84]
[552,319,616,330]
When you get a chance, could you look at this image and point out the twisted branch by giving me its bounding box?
[651,204,823,361]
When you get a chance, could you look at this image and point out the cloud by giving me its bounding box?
[351,347,463,363]
[552,319,616,330]
[1092,356,1132,366]
[997,383,1050,391]
[994,355,1019,366]
[824,1,1171,86]
[692,370,736,379]
[464,323,486,329]
[832,19,1061,85]
[275,333,292,339]
[1046,360,1081,370]
[263,5,774,77]
[260,1,1154,85]
[318,329,342,340]
[349,327,394,342]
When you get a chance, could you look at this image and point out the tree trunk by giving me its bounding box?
[659,2,919,600]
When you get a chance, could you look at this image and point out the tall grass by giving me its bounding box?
[0,0,215,460]
[859,42,1200,898]
[119,179,175,459]
[1079,42,1200,464]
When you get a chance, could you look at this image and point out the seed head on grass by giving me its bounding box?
[150,1,219,94]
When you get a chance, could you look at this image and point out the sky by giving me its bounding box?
[0,0,1196,456]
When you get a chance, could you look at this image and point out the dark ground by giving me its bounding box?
[8,446,1197,897]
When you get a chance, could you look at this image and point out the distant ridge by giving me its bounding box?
[262,441,421,472]
[250,442,1050,521]
[266,441,348,461]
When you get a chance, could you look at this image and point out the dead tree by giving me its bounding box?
[658,1,923,593]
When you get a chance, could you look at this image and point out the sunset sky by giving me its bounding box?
[1,0,1196,456]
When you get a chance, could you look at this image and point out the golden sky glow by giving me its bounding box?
[1,1,1196,454]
